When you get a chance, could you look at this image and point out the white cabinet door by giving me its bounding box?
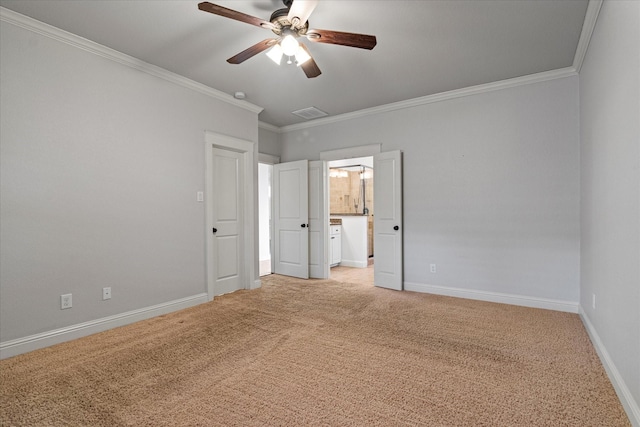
[374,151,403,290]
[331,233,342,265]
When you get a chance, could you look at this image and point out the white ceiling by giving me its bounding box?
[0,0,589,128]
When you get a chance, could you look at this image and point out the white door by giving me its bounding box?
[211,148,243,295]
[274,160,309,278]
[308,160,328,279]
[374,151,403,290]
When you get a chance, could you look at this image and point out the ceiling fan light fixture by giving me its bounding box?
[281,34,299,56]
[266,44,283,65]
[198,1,376,78]
[294,45,311,66]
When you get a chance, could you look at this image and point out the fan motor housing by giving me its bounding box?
[269,8,308,36]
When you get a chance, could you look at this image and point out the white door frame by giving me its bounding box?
[322,144,407,287]
[205,131,256,301]
[258,153,280,275]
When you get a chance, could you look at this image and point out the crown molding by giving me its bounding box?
[258,121,282,133]
[2,4,591,134]
[0,7,263,115]
[278,67,578,133]
[572,0,603,73]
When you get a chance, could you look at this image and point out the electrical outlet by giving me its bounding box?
[102,287,111,300]
[430,264,437,273]
[61,294,72,310]
[592,293,596,309]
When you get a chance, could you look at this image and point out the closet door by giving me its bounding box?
[210,147,244,295]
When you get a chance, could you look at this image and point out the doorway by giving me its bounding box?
[320,145,403,290]
[271,147,402,290]
[328,156,374,284]
[258,154,280,277]
[258,162,273,276]
[205,131,256,299]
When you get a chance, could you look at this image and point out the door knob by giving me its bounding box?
[301,224,307,228]
[393,225,399,231]
[212,227,217,233]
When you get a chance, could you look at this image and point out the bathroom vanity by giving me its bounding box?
[329,222,342,267]
[330,215,369,268]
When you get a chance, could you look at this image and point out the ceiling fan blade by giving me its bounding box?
[306,29,377,50]
[227,39,279,64]
[298,43,321,78]
[287,0,318,28]
[198,2,274,30]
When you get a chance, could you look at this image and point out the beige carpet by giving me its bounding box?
[0,275,630,426]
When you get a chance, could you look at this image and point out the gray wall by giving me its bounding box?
[579,0,639,412]
[0,21,258,342]
[281,76,581,304]
[258,126,282,158]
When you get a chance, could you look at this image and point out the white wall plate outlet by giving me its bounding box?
[61,294,72,309]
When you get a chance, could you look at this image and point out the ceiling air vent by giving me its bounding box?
[291,106,329,120]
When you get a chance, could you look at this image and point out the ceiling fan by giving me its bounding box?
[198,0,377,78]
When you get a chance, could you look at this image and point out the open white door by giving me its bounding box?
[274,160,309,278]
[308,160,328,279]
[374,151,403,290]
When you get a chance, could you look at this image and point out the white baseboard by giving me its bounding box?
[0,293,208,360]
[339,260,369,268]
[579,307,640,427]
[251,279,262,290]
[403,282,579,313]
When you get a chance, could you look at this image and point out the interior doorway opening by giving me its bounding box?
[270,146,401,289]
[258,162,273,276]
[327,156,374,283]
